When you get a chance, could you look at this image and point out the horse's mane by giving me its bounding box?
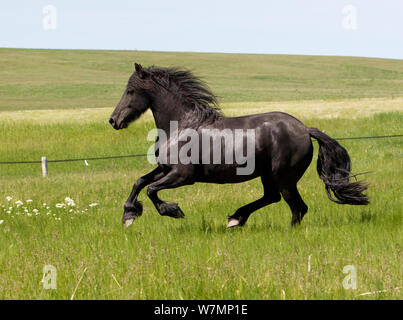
[143,66,222,125]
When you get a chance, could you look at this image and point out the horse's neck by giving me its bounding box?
[150,96,189,134]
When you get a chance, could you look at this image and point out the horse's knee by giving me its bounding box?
[133,178,144,189]
[146,186,155,198]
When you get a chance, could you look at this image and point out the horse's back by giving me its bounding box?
[219,111,313,181]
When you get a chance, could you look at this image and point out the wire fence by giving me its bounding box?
[0,133,402,166]
[0,154,149,165]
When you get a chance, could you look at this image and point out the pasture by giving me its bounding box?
[0,49,402,299]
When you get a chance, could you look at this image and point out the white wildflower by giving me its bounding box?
[55,203,64,208]
[89,203,98,207]
[64,197,76,206]
[0,220,3,224]
[26,199,33,203]
[15,200,23,207]
[32,209,39,213]
[6,196,12,202]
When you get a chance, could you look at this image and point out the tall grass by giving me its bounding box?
[0,110,401,299]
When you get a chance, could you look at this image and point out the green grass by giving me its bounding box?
[0,49,402,300]
[0,112,401,300]
[1,48,403,111]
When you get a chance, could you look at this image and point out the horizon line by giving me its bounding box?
[1,46,402,61]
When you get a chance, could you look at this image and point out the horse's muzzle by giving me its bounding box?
[109,117,127,130]
[109,117,117,129]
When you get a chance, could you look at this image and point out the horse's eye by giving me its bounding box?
[127,89,134,95]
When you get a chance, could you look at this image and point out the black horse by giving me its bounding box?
[110,63,369,228]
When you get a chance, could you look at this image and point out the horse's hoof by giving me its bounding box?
[122,202,143,227]
[176,207,185,219]
[160,203,185,219]
[124,218,134,228]
[227,218,240,228]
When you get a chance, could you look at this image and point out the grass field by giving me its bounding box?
[2,48,403,111]
[0,49,402,300]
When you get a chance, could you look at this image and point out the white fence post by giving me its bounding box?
[41,156,48,177]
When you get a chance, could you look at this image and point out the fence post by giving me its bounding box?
[41,156,48,177]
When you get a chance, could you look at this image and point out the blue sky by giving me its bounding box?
[1,0,402,59]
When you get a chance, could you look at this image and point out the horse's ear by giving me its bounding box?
[134,63,145,78]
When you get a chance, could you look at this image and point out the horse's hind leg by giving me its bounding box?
[227,175,281,228]
[280,185,308,227]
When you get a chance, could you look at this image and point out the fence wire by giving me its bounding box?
[0,134,402,165]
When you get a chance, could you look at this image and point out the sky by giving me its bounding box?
[0,0,402,59]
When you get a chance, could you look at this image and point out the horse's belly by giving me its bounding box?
[195,164,260,183]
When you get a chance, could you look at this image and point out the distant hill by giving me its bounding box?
[1,48,403,111]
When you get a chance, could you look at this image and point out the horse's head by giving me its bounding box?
[109,63,152,130]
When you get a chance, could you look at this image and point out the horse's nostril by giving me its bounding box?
[109,118,114,125]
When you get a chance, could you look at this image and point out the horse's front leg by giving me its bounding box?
[123,166,165,227]
[146,168,191,219]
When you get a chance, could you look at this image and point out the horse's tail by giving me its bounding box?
[308,128,369,205]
